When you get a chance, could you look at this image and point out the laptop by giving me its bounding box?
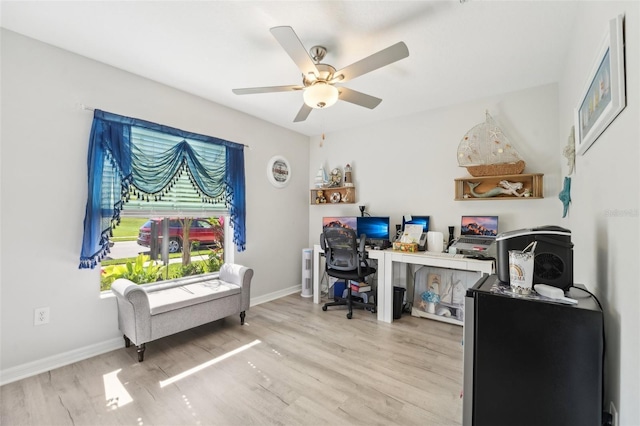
[452,215,499,252]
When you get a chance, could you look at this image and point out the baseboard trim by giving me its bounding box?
[250,285,302,306]
[1,287,302,386]
[0,337,123,386]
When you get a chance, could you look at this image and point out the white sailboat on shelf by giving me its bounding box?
[314,164,328,188]
[457,111,526,177]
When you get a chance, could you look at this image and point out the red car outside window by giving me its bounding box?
[137,218,222,253]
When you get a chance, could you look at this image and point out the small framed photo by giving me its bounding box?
[574,14,626,156]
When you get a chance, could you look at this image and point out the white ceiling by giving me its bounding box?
[1,1,580,137]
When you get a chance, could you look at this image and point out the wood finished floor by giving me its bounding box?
[1,294,464,426]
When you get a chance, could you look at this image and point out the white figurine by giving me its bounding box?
[314,164,328,188]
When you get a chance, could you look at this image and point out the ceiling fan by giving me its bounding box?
[232,26,409,122]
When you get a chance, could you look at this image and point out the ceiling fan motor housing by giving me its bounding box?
[303,63,337,87]
[310,45,327,63]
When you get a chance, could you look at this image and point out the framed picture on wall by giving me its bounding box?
[574,14,626,156]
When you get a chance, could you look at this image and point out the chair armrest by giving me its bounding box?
[112,279,151,310]
[112,278,143,297]
[358,234,367,255]
[111,279,151,344]
[219,263,254,311]
[357,234,370,274]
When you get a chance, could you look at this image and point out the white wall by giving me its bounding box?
[308,83,562,244]
[0,30,310,380]
[558,2,639,425]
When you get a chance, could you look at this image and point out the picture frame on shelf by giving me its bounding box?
[574,14,626,156]
[267,155,291,188]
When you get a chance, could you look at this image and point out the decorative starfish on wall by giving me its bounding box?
[558,176,572,218]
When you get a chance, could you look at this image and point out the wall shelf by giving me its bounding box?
[310,186,356,204]
[455,173,543,201]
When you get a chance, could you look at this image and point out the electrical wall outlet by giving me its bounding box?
[34,307,50,325]
[610,401,618,426]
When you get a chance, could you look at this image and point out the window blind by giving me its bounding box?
[122,127,228,217]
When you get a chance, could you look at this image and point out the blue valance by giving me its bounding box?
[80,110,246,269]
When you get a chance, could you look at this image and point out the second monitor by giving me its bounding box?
[357,216,391,249]
[402,215,430,233]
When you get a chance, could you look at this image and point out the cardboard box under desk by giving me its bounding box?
[392,242,419,252]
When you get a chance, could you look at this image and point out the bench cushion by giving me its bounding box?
[148,280,241,315]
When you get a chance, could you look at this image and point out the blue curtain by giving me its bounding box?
[79,110,246,269]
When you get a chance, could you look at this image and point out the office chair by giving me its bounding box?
[321,226,377,319]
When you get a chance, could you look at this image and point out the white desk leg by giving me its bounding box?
[382,254,394,323]
[313,245,321,304]
[376,256,385,322]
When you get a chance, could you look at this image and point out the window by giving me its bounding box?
[100,215,227,291]
[80,110,246,290]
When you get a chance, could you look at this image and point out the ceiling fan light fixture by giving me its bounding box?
[303,82,339,109]
[233,27,409,122]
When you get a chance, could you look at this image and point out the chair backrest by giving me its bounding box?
[321,226,365,272]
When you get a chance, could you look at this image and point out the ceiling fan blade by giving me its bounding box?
[232,85,303,95]
[293,104,313,122]
[334,42,409,83]
[338,87,382,109]
[270,26,319,77]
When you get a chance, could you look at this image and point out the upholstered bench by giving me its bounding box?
[111,263,253,362]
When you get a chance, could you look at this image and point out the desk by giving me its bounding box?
[312,245,493,323]
[382,250,493,324]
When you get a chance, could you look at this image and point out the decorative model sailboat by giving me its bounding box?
[457,111,525,177]
[314,164,329,188]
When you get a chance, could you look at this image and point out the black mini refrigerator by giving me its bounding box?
[463,275,603,426]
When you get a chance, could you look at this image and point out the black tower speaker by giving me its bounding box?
[496,226,574,290]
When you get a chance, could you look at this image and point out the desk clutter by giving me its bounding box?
[392,241,418,252]
[411,266,479,324]
[331,280,374,304]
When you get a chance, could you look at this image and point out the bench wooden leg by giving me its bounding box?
[123,335,131,348]
[240,311,246,325]
[137,343,146,362]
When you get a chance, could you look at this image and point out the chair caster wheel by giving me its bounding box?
[322,306,327,311]
[347,313,352,319]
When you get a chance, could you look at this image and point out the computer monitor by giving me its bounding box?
[322,216,357,231]
[461,215,498,237]
[357,216,390,243]
[402,215,430,233]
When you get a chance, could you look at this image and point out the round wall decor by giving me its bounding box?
[267,155,291,188]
